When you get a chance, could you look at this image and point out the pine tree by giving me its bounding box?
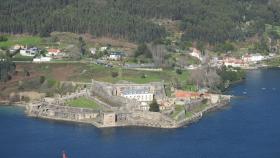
[149,97,160,112]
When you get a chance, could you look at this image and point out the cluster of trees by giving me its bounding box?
[187,66,246,92]
[0,35,8,42]
[217,66,246,90]
[188,67,221,91]
[1,0,280,44]
[0,0,165,43]
[0,58,16,82]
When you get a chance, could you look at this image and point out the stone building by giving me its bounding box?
[102,112,116,126]
[113,85,155,102]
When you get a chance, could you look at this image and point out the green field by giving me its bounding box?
[29,63,194,91]
[72,64,191,88]
[192,104,208,113]
[66,97,101,110]
[265,24,280,36]
[12,54,33,61]
[172,105,185,118]
[0,35,42,49]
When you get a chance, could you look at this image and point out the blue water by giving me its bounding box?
[1,69,280,158]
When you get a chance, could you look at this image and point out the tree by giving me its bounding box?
[78,36,86,57]
[0,35,8,42]
[149,97,160,112]
[134,44,152,58]
[148,44,168,67]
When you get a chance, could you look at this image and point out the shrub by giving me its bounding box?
[176,69,183,75]
[111,72,119,78]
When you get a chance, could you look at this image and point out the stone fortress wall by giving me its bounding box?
[26,79,231,128]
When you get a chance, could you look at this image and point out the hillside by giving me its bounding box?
[0,0,280,44]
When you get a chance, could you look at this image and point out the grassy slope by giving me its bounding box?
[71,64,191,88]
[0,35,42,48]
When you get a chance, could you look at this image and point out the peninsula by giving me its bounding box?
[1,0,280,129]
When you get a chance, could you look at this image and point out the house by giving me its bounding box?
[113,85,155,102]
[175,90,222,104]
[108,52,125,61]
[100,46,108,52]
[159,98,175,110]
[47,49,61,56]
[139,102,150,111]
[223,57,247,68]
[175,90,203,101]
[189,48,203,61]
[242,54,265,63]
[89,48,97,55]
[20,47,39,57]
[10,44,25,52]
[33,56,51,63]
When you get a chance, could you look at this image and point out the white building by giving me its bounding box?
[108,52,125,61]
[122,93,154,102]
[33,56,51,63]
[242,54,265,63]
[20,47,39,57]
[189,48,203,61]
[114,85,155,102]
[100,47,108,52]
[89,48,97,55]
[223,57,247,68]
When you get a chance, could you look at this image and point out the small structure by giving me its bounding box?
[223,57,247,68]
[89,48,97,55]
[100,46,108,52]
[242,54,265,63]
[175,90,203,101]
[108,52,125,61]
[102,112,116,126]
[13,44,25,50]
[33,56,51,63]
[20,47,39,56]
[189,48,203,61]
[47,48,61,56]
[139,102,150,111]
[9,44,25,53]
[159,98,175,110]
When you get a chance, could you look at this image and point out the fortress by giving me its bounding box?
[26,80,230,128]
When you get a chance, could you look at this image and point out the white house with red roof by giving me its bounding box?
[47,48,61,56]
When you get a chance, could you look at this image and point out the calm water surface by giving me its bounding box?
[1,69,280,158]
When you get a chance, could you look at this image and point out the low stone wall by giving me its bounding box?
[175,99,230,128]
[26,102,100,122]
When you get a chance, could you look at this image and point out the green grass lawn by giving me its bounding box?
[172,105,185,118]
[66,97,101,110]
[0,35,42,49]
[191,104,208,113]
[12,54,33,61]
